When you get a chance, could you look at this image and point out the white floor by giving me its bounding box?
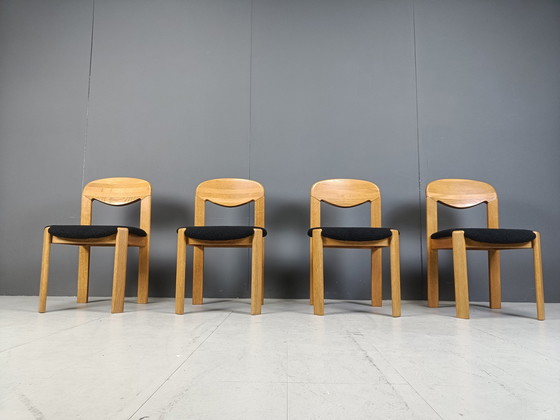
[0,297,559,420]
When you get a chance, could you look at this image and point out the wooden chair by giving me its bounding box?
[308,179,401,316]
[39,177,151,313]
[426,179,544,320]
[175,178,266,315]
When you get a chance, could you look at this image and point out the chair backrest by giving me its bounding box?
[310,179,382,228]
[81,177,152,234]
[194,178,265,227]
[426,178,499,237]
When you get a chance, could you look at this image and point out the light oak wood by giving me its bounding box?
[38,228,52,313]
[175,178,266,315]
[251,228,264,315]
[38,177,152,313]
[533,232,545,320]
[426,178,544,320]
[389,229,401,317]
[111,228,129,313]
[175,228,187,315]
[309,179,401,317]
[452,231,470,319]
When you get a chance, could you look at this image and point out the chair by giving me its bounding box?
[308,179,401,316]
[39,177,152,313]
[426,178,544,320]
[175,178,266,315]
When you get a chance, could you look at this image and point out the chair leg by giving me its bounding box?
[488,250,501,309]
[77,246,91,303]
[175,229,187,315]
[532,232,545,321]
[38,228,52,313]
[371,248,382,307]
[427,248,439,308]
[111,228,129,313]
[261,239,265,305]
[389,230,401,317]
[251,230,263,315]
[452,231,469,319]
[309,238,314,305]
[192,246,204,305]
[137,244,149,304]
[312,231,324,316]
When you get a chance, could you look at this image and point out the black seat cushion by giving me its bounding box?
[431,228,535,244]
[49,225,147,239]
[183,226,267,241]
[307,227,393,241]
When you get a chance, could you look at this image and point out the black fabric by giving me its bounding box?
[431,228,535,244]
[49,225,147,239]
[307,227,393,241]
[183,226,267,241]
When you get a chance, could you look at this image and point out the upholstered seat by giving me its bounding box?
[431,228,535,244]
[184,226,267,241]
[49,225,147,239]
[308,227,392,242]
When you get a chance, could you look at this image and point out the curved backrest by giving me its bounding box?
[310,179,382,228]
[426,178,499,236]
[194,178,265,227]
[80,177,152,233]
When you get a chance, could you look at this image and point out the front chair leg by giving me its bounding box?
[111,228,129,313]
[312,230,324,316]
[38,228,52,313]
[427,248,439,308]
[192,245,204,305]
[137,243,150,304]
[452,231,469,319]
[488,250,501,309]
[175,229,187,315]
[77,245,91,303]
[371,248,382,307]
[533,231,545,321]
[309,238,314,305]
[389,230,401,317]
[250,229,264,315]
[261,239,265,305]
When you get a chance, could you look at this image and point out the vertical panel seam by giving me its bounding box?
[248,0,254,182]
[81,0,95,189]
[412,0,426,294]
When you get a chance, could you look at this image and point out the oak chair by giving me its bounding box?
[308,179,401,317]
[39,177,152,313]
[175,178,266,315]
[426,179,544,320]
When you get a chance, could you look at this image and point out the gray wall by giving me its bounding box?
[1,0,559,302]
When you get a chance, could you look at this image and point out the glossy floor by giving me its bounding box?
[1,297,559,420]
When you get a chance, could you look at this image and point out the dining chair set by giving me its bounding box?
[38,177,545,320]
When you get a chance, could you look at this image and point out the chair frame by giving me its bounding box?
[309,179,401,317]
[175,178,265,315]
[426,178,544,320]
[39,177,152,313]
